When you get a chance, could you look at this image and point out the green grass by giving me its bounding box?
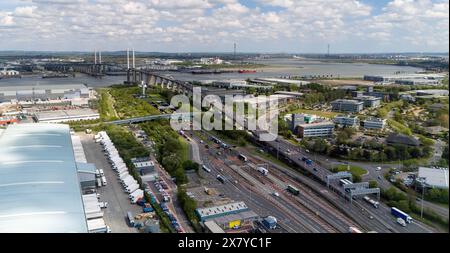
[287,108,339,119]
[178,136,190,162]
[109,86,160,118]
[333,164,367,177]
[97,89,118,121]
[387,119,413,136]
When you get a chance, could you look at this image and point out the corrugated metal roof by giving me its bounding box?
[418,167,449,189]
[0,123,88,233]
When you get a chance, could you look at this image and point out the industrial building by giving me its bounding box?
[232,94,296,106]
[415,89,449,97]
[0,123,88,232]
[417,167,449,189]
[331,99,364,113]
[0,84,92,103]
[360,117,386,130]
[0,69,20,77]
[33,108,100,123]
[196,202,258,232]
[132,157,155,175]
[274,91,304,98]
[334,115,359,127]
[296,121,334,138]
[210,80,272,90]
[253,78,310,86]
[363,74,446,85]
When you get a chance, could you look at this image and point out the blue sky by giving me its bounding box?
[0,0,448,53]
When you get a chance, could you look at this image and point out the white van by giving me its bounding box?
[99,169,104,176]
[101,176,107,186]
[97,178,102,187]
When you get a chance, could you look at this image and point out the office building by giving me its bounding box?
[296,121,334,138]
[361,117,386,130]
[331,99,364,113]
[334,115,359,127]
[355,96,381,108]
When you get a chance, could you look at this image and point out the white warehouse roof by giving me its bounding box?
[418,167,449,189]
[0,123,88,232]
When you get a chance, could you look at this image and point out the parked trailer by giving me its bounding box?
[126,183,140,193]
[391,207,412,223]
[257,167,269,176]
[363,196,379,208]
[129,189,144,199]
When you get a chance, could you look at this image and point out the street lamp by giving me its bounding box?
[418,177,426,219]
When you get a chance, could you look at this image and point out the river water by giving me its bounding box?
[0,58,423,88]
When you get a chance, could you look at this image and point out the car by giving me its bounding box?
[397,218,406,227]
[99,169,104,176]
[200,140,204,144]
[106,226,112,233]
[312,168,318,172]
[272,192,280,197]
[377,175,382,180]
[376,167,382,171]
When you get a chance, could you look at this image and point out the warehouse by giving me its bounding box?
[0,84,92,103]
[196,202,249,222]
[34,108,100,123]
[0,123,88,232]
[417,167,449,189]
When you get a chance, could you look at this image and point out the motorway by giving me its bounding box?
[252,132,436,233]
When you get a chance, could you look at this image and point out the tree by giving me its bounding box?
[353,174,362,183]
[369,180,378,188]
[312,139,329,154]
[182,160,199,172]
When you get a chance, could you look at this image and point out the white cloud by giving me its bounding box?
[0,0,447,52]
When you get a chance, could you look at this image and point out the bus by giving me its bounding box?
[238,154,248,162]
[202,165,211,173]
[287,185,300,196]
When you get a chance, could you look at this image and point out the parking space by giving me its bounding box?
[79,133,142,233]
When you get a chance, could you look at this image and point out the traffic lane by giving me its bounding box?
[80,133,140,233]
[416,200,449,219]
[267,137,436,233]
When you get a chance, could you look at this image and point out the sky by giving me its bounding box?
[0,0,448,53]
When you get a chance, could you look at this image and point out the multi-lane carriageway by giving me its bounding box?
[250,131,435,233]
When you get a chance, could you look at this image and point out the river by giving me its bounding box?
[0,58,423,88]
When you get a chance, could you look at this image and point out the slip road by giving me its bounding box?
[178,237,272,251]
